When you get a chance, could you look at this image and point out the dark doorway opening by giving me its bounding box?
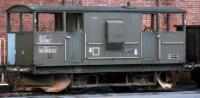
[178,26,200,63]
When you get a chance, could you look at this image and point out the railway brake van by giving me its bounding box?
[5,5,187,92]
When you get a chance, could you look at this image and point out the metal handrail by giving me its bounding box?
[0,38,7,84]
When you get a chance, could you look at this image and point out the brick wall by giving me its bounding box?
[0,0,200,64]
[175,0,200,25]
[1,0,200,35]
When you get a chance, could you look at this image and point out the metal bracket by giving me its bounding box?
[66,36,71,39]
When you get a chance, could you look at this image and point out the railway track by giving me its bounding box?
[0,84,198,97]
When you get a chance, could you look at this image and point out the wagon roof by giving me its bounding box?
[6,4,186,13]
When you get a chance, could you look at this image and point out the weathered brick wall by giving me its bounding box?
[1,0,200,35]
[175,0,200,25]
[0,0,200,64]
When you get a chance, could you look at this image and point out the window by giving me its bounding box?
[35,13,84,32]
[66,13,83,32]
[10,13,33,33]
[22,13,33,32]
[160,13,183,32]
[142,14,158,32]
[36,13,63,32]
[10,13,20,33]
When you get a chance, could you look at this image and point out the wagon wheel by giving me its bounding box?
[156,72,175,89]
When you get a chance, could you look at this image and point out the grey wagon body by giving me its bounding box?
[6,5,186,74]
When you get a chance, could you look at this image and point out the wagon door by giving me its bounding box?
[67,32,82,63]
[142,14,158,62]
[65,13,83,63]
[142,31,158,61]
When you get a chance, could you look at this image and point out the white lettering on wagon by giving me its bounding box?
[168,53,179,59]
[38,35,53,43]
[39,46,57,53]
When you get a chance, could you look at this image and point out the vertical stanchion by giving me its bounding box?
[0,39,2,83]
[0,38,8,85]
